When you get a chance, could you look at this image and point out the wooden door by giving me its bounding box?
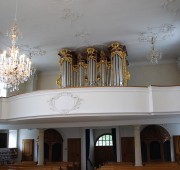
[68,138,81,163]
[95,146,115,167]
[174,136,180,162]
[22,139,34,161]
[121,137,135,162]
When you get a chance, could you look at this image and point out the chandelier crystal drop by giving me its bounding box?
[147,37,162,64]
[0,20,33,92]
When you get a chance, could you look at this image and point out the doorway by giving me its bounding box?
[44,129,63,162]
[173,136,180,162]
[22,139,34,161]
[141,125,171,162]
[68,138,81,163]
[121,137,135,162]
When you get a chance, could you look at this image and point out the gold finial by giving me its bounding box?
[58,48,72,58]
[86,48,97,61]
[109,42,127,59]
[100,51,107,63]
[87,48,97,55]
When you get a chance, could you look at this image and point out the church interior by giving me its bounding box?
[0,0,180,170]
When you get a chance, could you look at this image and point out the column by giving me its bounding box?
[38,129,44,165]
[81,128,86,170]
[134,125,142,166]
[170,136,175,162]
[116,127,121,162]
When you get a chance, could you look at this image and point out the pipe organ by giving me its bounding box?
[57,42,130,88]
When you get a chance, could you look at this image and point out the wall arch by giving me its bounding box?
[94,133,116,167]
[141,125,171,162]
[44,129,63,162]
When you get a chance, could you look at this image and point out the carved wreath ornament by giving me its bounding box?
[48,92,82,114]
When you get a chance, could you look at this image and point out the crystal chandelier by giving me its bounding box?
[0,1,33,92]
[147,37,162,64]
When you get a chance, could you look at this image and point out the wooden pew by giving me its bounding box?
[97,162,180,170]
[0,161,80,170]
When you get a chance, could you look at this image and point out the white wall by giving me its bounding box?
[35,63,180,90]
[8,130,18,148]
[37,71,59,90]
[119,126,134,137]
[93,124,180,163]
[6,63,180,97]
[94,129,112,142]
[15,124,180,165]
[17,127,86,168]
[161,124,180,162]
[129,63,180,86]
[56,127,83,161]
[7,76,37,97]
[18,129,38,162]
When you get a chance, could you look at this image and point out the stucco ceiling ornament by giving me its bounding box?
[138,24,174,64]
[162,0,177,10]
[138,24,175,42]
[48,92,82,114]
[19,45,46,57]
[61,8,82,23]
[162,0,180,23]
[75,31,91,45]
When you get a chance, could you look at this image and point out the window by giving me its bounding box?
[95,134,113,146]
[0,83,7,97]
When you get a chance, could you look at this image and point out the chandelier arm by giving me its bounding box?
[14,0,18,21]
[147,36,162,64]
[0,0,34,92]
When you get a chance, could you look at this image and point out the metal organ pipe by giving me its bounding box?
[57,42,130,88]
[78,61,85,87]
[87,48,97,86]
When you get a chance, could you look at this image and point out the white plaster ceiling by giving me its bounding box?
[0,0,180,72]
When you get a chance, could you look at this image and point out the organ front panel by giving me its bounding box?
[57,42,130,88]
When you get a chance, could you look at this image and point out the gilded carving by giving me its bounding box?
[57,42,130,88]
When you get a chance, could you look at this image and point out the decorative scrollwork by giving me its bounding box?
[48,92,82,114]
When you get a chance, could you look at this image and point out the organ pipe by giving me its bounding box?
[56,49,72,88]
[77,54,85,87]
[57,42,130,88]
[87,48,97,86]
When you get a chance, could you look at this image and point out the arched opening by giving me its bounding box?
[44,129,63,162]
[141,125,171,162]
[150,141,161,160]
[94,134,115,167]
[44,143,49,161]
[164,140,171,161]
[52,143,62,161]
[141,141,147,162]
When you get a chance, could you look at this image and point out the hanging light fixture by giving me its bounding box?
[147,37,162,64]
[0,0,33,92]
